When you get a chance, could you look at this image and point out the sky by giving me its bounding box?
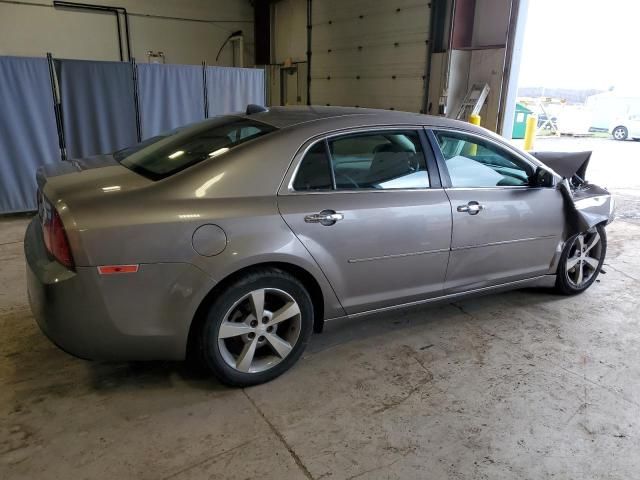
[518,0,640,92]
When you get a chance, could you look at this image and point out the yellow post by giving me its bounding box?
[468,113,481,126]
[468,114,481,155]
[523,114,537,151]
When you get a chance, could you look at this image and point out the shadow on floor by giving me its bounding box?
[8,286,562,397]
[308,287,561,355]
[85,287,563,390]
[85,359,229,393]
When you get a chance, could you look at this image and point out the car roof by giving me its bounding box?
[234,105,468,130]
[227,105,536,165]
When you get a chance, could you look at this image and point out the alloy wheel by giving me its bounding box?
[565,229,603,288]
[217,288,301,373]
[613,127,627,140]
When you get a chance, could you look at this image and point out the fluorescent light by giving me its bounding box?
[168,150,185,159]
[102,186,121,192]
[208,147,229,157]
[178,213,201,219]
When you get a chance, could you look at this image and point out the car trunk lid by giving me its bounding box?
[37,154,152,203]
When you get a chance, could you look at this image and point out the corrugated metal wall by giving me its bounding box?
[310,0,431,112]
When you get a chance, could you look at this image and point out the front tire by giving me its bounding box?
[612,126,628,141]
[555,225,606,295]
[199,268,313,387]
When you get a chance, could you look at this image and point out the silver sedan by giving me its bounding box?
[25,106,614,386]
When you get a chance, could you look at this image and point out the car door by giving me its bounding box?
[429,129,565,293]
[278,129,452,315]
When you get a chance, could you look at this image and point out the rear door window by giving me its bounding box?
[292,130,430,191]
[292,142,333,191]
[329,131,429,189]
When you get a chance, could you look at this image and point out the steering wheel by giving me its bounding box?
[407,153,420,172]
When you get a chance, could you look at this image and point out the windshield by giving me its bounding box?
[117,118,276,180]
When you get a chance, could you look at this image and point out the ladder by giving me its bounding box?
[452,83,490,120]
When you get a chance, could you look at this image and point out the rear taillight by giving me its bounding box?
[41,194,74,269]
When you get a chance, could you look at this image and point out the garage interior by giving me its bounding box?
[1,1,639,479]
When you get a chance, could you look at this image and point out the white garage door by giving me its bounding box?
[311,0,431,112]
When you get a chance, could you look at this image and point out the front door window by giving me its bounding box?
[433,131,532,188]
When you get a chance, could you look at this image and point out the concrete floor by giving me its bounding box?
[1,137,640,479]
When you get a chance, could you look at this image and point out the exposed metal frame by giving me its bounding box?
[130,57,142,142]
[306,0,312,105]
[53,1,132,61]
[46,52,67,162]
[422,0,440,114]
[279,65,300,106]
[497,0,520,135]
[500,0,530,138]
[202,61,209,118]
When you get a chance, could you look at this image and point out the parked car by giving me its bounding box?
[25,106,614,386]
[611,114,640,140]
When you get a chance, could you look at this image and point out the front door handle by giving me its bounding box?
[456,201,485,215]
[304,209,344,226]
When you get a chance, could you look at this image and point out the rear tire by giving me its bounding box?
[554,225,606,295]
[198,268,313,387]
[612,126,628,141]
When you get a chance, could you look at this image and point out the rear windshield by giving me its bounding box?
[116,118,276,180]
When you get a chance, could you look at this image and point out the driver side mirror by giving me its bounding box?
[530,166,554,188]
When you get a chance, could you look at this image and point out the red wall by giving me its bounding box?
[451,0,476,49]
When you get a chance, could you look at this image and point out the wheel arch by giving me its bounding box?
[554,222,606,295]
[186,261,326,360]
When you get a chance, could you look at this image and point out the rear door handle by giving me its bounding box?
[304,209,344,226]
[456,201,485,215]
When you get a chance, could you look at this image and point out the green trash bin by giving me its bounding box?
[512,103,533,139]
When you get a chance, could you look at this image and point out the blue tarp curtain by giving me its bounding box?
[57,59,139,159]
[207,66,265,116]
[0,56,60,213]
[137,63,205,139]
[0,56,265,213]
